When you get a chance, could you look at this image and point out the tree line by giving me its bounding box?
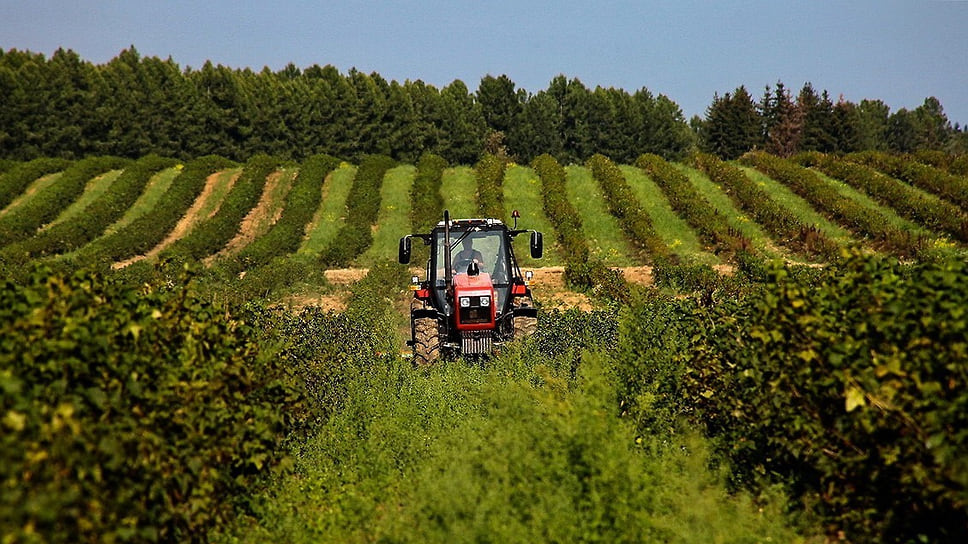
[697,82,968,159]
[1,47,964,164]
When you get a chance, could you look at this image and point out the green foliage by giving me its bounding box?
[617,254,968,541]
[0,157,72,210]
[848,150,968,210]
[410,153,447,232]
[798,152,968,244]
[635,153,751,255]
[0,155,178,266]
[0,267,307,541]
[0,156,128,248]
[474,153,507,220]
[69,155,236,268]
[692,152,839,259]
[320,154,396,267]
[741,152,923,256]
[700,86,761,159]
[586,154,670,262]
[162,154,281,261]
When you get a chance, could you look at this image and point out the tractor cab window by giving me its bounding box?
[434,229,508,284]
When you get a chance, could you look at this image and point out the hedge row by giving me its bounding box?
[950,154,968,177]
[849,151,968,210]
[69,155,237,269]
[0,157,73,211]
[691,152,838,259]
[0,267,308,541]
[410,153,447,233]
[740,152,921,256]
[635,153,750,254]
[799,153,968,244]
[0,156,178,266]
[586,153,670,262]
[162,154,280,262]
[320,154,395,267]
[0,156,129,248]
[474,153,507,220]
[0,159,19,175]
[222,154,341,274]
[620,255,968,542]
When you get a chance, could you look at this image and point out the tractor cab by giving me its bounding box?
[398,211,543,365]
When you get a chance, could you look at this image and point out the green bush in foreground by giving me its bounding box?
[0,267,305,542]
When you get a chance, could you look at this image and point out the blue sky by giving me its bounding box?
[2,1,966,124]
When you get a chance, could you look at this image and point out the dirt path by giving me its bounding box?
[212,169,291,261]
[113,170,239,269]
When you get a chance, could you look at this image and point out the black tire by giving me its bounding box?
[513,315,537,340]
[413,317,441,366]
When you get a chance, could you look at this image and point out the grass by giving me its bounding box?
[300,163,356,255]
[45,170,124,228]
[674,164,786,259]
[619,165,718,266]
[357,164,416,267]
[0,172,63,217]
[439,166,477,219]
[737,165,856,245]
[502,164,562,267]
[241,166,299,243]
[563,166,638,267]
[194,168,243,221]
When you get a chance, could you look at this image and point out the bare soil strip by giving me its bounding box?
[113,170,240,268]
[213,168,296,261]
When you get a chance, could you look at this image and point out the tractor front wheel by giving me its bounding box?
[413,317,441,366]
[513,314,537,340]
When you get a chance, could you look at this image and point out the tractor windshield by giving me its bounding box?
[431,228,512,312]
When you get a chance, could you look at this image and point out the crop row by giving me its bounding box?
[691,152,839,259]
[68,156,237,269]
[223,154,341,274]
[848,151,968,210]
[0,155,179,266]
[635,153,749,254]
[162,155,280,262]
[0,156,129,248]
[586,153,669,262]
[320,155,396,266]
[799,153,968,244]
[474,153,507,220]
[740,152,923,256]
[0,157,73,211]
[410,153,448,233]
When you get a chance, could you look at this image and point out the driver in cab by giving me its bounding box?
[454,238,484,274]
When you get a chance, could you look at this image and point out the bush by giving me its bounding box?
[617,254,968,541]
[848,151,968,210]
[410,153,447,232]
[474,153,507,220]
[0,267,307,541]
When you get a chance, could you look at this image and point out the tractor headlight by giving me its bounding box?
[480,296,490,307]
[459,297,471,308]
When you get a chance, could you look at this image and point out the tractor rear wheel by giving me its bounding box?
[513,315,537,340]
[413,317,441,366]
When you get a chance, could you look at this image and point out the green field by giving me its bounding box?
[2,151,967,544]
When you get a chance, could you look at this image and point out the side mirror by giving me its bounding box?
[398,236,412,264]
[530,231,543,259]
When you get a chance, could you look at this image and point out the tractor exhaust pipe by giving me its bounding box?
[443,210,453,290]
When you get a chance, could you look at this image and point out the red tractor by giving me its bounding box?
[398,210,543,364]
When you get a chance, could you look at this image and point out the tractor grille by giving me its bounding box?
[461,331,493,355]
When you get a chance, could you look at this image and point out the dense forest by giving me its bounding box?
[1,47,965,164]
